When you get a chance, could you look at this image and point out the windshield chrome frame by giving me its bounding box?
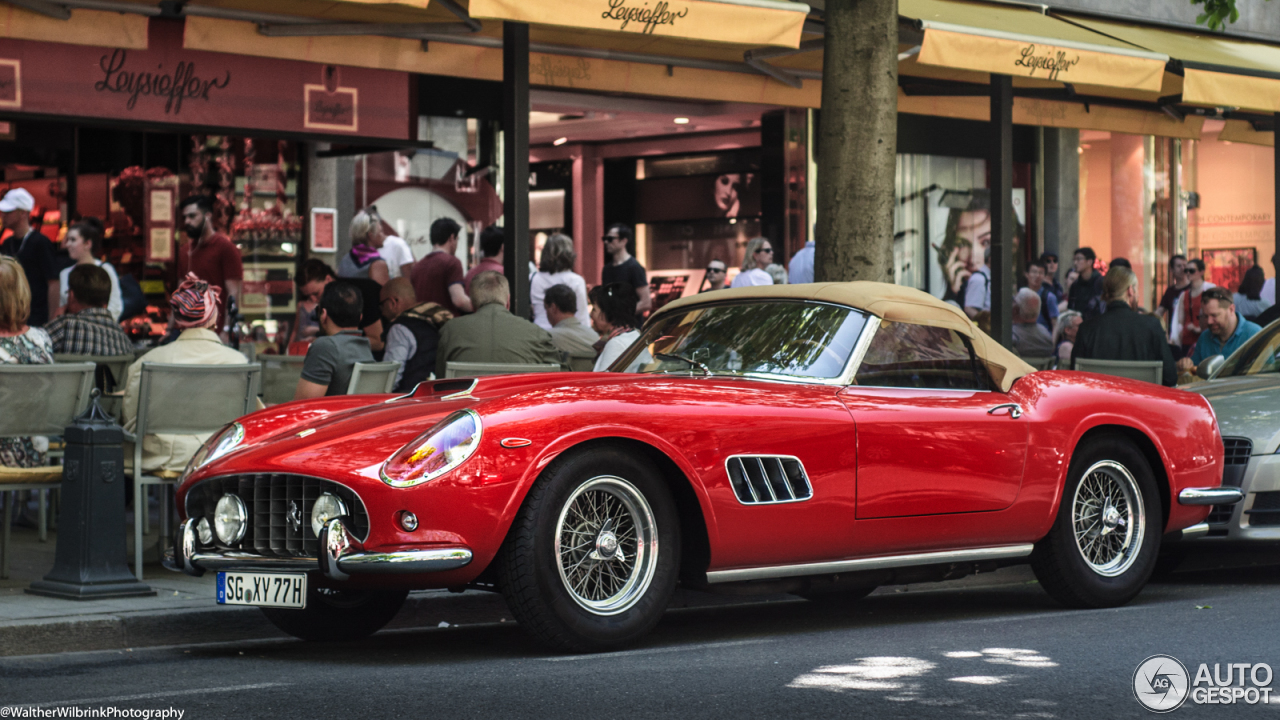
[624,298,877,387]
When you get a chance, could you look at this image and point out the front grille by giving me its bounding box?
[1223,438,1252,466]
[727,456,812,504]
[1210,438,1254,525]
[1245,491,1280,527]
[185,474,370,557]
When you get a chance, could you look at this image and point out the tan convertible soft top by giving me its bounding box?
[654,281,1034,392]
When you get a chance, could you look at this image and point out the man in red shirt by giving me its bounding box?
[411,217,473,316]
[463,224,504,295]
[176,195,242,331]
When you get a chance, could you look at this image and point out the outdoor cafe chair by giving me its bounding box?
[0,362,95,578]
[127,362,260,580]
[347,361,400,395]
[259,355,308,406]
[1072,357,1164,384]
[445,361,563,379]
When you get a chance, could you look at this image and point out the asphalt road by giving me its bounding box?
[3,563,1278,719]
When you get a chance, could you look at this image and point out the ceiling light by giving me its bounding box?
[553,137,568,146]
[673,117,690,124]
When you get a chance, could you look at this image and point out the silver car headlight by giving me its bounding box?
[214,493,247,545]
[380,410,483,488]
[311,493,349,537]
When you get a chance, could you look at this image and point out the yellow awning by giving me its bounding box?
[897,91,1205,140]
[0,5,147,49]
[466,0,809,49]
[1058,15,1280,113]
[1219,119,1275,148]
[902,0,1167,92]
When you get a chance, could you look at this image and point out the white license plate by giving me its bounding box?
[217,572,307,609]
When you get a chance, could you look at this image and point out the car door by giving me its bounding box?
[839,320,1028,519]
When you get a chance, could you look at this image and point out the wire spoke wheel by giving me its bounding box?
[1071,460,1145,577]
[555,476,658,616]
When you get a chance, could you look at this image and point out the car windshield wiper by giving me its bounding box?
[655,352,712,376]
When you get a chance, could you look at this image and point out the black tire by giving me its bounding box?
[498,445,681,652]
[260,584,408,641]
[1031,434,1162,608]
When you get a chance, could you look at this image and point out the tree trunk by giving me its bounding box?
[814,0,898,283]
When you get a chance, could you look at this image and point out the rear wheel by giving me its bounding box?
[260,585,408,641]
[1031,435,1161,608]
[498,446,681,652]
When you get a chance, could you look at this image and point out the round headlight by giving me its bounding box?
[214,494,247,545]
[311,493,349,537]
[196,517,214,545]
[380,410,483,488]
[182,423,246,482]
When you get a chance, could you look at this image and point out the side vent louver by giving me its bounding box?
[726,455,813,505]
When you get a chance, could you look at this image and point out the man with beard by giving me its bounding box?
[176,195,242,332]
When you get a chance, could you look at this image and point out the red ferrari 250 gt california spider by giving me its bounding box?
[169,283,1238,651]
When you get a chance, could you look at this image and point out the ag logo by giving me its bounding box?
[1134,655,1190,713]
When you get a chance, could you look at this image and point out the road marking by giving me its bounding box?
[958,604,1156,625]
[19,683,288,708]
[545,638,771,662]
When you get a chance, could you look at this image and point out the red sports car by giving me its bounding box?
[170,283,1238,651]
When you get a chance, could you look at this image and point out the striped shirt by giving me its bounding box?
[45,307,134,357]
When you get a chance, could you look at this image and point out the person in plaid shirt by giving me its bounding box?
[43,264,133,356]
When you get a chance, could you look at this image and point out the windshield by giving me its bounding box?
[1217,320,1280,377]
[610,300,869,381]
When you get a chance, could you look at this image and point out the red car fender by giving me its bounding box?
[499,423,721,554]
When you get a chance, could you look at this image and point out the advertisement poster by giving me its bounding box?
[924,187,1026,306]
[1203,247,1256,293]
[310,208,337,252]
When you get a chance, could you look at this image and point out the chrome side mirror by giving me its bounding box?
[1197,355,1225,380]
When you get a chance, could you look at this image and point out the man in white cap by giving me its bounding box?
[0,188,59,327]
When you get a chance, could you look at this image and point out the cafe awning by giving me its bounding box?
[1054,14,1280,113]
[466,0,809,49]
[901,0,1168,93]
[0,4,147,49]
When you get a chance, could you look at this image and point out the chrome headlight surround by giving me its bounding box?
[214,493,248,545]
[182,422,246,482]
[310,493,349,537]
[380,410,483,488]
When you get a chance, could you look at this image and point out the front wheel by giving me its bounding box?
[1031,435,1161,608]
[260,585,408,641]
[498,446,681,652]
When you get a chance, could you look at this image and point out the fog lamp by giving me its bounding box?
[214,494,247,545]
[399,511,419,532]
[311,493,349,537]
[196,517,214,545]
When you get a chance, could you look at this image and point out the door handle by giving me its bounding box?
[987,403,1023,419]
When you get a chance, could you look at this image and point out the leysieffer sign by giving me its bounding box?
[600,0,690,34]
[95,49,231,114]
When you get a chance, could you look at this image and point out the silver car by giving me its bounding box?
[1185,323,1280,543]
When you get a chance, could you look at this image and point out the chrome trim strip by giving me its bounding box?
[441,378,479,401]
[189,554,319,571]
[338,548,473,574]
[1178,487,1244,506]
[177,518,204,577]
[840,315,881,386]
[705,544,1035,584]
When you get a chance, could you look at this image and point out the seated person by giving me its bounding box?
[122,273,258,474]
[544,283,599,361]
[1073,267,1177,387]
[381,277,453,392]
[591,283,649,372]
[44,264,134,356]
[434,270,562,378]
[1010,288,1054,358]
[292,259,385,355]
[295,282,375,399]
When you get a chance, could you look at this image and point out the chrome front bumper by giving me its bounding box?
[1178,487,1245,506]
[165,517,473,581]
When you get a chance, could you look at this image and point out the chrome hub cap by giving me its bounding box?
[555,476,659,616]
[1072,460,1145,577]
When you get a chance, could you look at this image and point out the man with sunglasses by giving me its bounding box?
[601,223,652,314]
[700,260,728,292]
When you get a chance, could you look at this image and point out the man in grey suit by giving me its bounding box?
[544,283,599,369]
[436,270,564,378]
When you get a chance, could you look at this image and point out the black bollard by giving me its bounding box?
[27,391,155,599]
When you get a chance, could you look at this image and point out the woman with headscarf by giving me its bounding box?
[338,210,391,285]
[121,273,260,475]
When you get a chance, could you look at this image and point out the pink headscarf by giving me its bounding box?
[171,272,221,329]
